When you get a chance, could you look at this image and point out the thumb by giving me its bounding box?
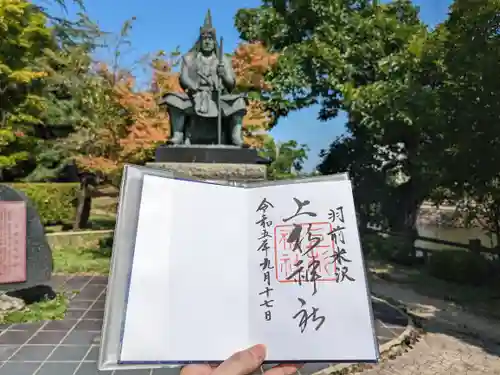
[213,344,266,375]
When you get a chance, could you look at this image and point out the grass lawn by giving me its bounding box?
[93,196,118,213]
[53,244,111,275]
[0,293,69,325]
[44,213,116,234]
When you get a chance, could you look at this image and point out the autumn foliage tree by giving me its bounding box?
[69,22,171,182]
[232,42,278,147]
[71,62,169,183]
[232,42,277,92]
[116,70,170,165]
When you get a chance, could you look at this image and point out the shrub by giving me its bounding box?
[9,183,79,226]
[427,250,498,286]
[108,168,124,188]
[98,234,113,256]
[362,233,419,265]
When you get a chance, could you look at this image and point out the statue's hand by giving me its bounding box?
[216,62,226,78]
[186,83,198,95]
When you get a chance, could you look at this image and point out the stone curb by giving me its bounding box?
[311,296,416,375]
[47,229,113,237]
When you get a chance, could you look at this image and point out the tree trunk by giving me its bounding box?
[73,174,95,230]
[382,179,424,258]
[491,200,500,252]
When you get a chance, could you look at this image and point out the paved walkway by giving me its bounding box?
[0,276,408,375]
[358,280,500,375]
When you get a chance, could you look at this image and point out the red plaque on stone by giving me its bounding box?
[0,202,27,284]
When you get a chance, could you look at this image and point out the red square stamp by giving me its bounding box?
[273,222,337,283]
[0,202,27,284]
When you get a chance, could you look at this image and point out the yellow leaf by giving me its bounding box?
[9,69,47,83]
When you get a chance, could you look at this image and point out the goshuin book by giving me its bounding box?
[99,165,378,370]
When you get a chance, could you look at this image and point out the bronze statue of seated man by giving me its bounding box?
[160,11,247,147]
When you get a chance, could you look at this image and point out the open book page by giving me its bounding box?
[119,175,250,363]
[248,179,378,362]
[119,174,377,364]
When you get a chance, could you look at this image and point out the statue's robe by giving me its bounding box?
[161,52,247,119]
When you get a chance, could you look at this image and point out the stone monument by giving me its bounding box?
[0,184,55,306]
[148,10,269,181]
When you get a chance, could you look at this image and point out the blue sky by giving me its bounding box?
[42,0,452,170]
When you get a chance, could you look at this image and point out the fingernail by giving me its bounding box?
[249,344,266,362]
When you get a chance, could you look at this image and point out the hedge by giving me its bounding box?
[427,250,499,286]
[8,183,79,226]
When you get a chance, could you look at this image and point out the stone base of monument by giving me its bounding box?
[7,284,57,305]
[148,145,269,182]
[147,162,267,181]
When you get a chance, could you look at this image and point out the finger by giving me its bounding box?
[181,364,213,375]
[213,344,266,375]
[263,363,303,375]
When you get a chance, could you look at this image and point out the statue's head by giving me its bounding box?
[200,29,216,54]
[190,10,219,56]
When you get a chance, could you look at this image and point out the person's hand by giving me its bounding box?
[181,344,302,375]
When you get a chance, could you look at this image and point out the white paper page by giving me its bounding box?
[248,179,378,362]
[120,175,250,362]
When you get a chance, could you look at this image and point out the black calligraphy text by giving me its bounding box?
[327,206,355,283]
[256,198,275,321]
[293,297,326,333]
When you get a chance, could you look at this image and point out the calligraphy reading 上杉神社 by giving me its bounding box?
[256,198,275,322]
[277,197,330,333]
[275,199,337,288]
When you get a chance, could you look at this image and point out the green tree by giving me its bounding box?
[432,0,500,244]
[235,0,424,122]
[318,126,389,230]
[260,137,309,180]
[236,1,439,245]
[0,0,54,180]
[331,24,448,246]
[27,40,106,181]
[238,0,500,253]
[0,0,102,182]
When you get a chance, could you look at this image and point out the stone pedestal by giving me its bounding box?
[147,162,266,181]
[147,145,269,182]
